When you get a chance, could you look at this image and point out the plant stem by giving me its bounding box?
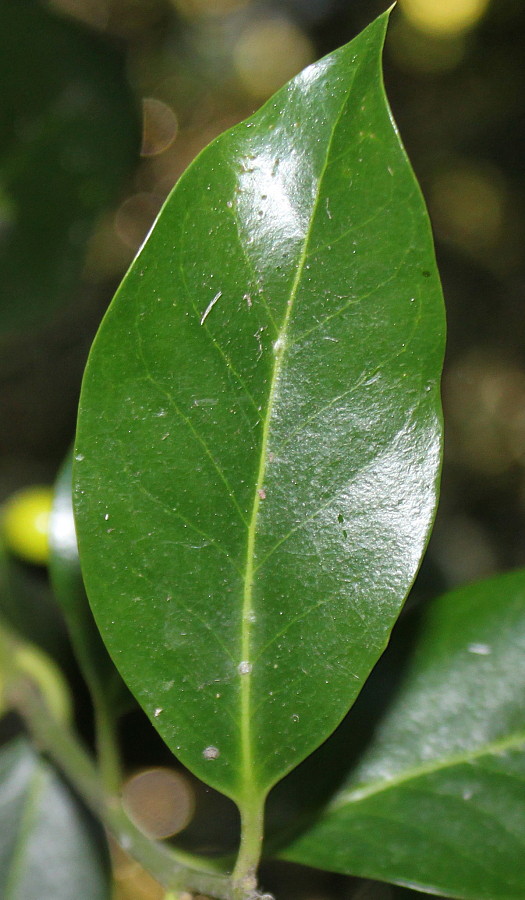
[93,693,122,795]
[232,795,266,900]
[6,673,234,900]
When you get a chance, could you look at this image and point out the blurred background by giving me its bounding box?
[1,0,524,898]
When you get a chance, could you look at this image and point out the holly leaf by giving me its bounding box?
[282,570,525,900]
[0,738,109,900]
[74,9,444,811]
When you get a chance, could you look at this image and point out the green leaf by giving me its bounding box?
[49,453,131,715]
[74,8,444,810]
[0,738,109,900]
[0,0,139,333]
[0,550,69,665]
[281,569,525,900]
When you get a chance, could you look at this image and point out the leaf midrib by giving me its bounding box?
[330,729,525,811]
[238,55,362,799]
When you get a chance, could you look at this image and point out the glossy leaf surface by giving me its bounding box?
[282,570,525,899]
[74,11,444,805]
[0,738,109,900]
[0,0,138,332]
[49,454,130,714]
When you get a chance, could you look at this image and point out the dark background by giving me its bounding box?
[1,1,524,898]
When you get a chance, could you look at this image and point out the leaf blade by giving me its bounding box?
[74,10,445,804]
[0,0,138,333]
[0,739,109,900]
[281,570,525,899]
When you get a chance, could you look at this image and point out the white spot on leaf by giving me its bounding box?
[467,643,492,656]
[203,746,220,760]
[238,660,252,675]
[200,291,222,325]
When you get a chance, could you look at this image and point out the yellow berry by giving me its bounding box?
[2,486,54,565]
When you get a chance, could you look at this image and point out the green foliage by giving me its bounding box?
[49,454,131,718]
[1,8,524,900]
[282,570,525,899]
[0,739,109,900]
[73,10,444,814]
[0,0,138,333]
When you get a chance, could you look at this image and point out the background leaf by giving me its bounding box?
[49,452,131,716]
[74,10,444,807]
[0,536,70,665]
[281,569,525,900]
[0,738,109,900]
[0,0,139,333]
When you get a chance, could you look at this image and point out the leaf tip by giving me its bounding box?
[381,3,397,28]
[362,3,395,52]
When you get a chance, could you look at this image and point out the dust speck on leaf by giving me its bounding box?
[467,642,492,656]
[203,746,220,760]
[238,660,252,675]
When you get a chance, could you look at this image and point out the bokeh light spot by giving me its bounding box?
[141,98,178,158]
[48,0,109,30]
[84,211,135,280]
[122,767,195,840]
[430,162,506,256]
[233,16,314,100]
[433,514,497,584]
[445,350,525,476]
[389,17,467,73]
[171,0,250,20]
[0,182,16,241]
[400,0,491,36]
[114,193,163,251]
